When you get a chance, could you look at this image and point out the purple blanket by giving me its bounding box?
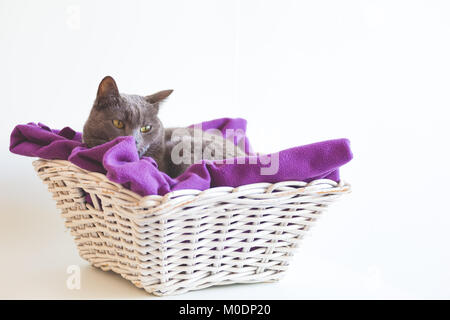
[9,118,352,196]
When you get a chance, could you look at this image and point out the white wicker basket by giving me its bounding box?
[33,158,351,296]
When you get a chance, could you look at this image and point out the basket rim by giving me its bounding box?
[32,158,351,211]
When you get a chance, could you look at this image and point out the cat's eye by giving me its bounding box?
[112,120,124,129]
[140,125,152,133]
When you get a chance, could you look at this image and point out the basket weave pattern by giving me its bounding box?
[33,159,350,296]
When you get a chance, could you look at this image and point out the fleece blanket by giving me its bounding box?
[9,118,352,197]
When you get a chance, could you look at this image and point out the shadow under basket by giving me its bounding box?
[33,159,351,296]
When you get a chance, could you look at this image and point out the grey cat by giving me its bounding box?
[83,76,246,177]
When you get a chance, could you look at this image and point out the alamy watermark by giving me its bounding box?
[66,5,81,30]
[169,124,279,175]
[66,265,81,290]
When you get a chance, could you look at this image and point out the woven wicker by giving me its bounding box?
[32,158,351,296]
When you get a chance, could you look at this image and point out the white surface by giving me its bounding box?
[1,0,449,299]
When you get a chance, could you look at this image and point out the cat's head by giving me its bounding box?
[82,76,173,157]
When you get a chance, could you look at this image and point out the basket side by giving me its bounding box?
[32,159,164,289]
[134,180,351,296]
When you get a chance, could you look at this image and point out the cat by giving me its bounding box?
[83,76,246,177]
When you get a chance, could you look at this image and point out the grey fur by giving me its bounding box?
[83,76,246,177]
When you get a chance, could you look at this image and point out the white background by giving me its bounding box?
[1,0,449,299]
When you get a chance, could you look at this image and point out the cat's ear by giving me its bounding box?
[97,76,119,99]
[145,90,173,109]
